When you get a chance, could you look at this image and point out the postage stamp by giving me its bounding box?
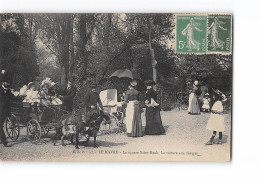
[175,14,207,54]
[207,14,232,54]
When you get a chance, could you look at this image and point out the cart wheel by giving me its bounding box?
[27,119,42,144]
[5,114,20,141]
[41,126,49,137]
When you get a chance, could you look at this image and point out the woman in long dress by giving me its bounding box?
[124,80,143,137]
[144,80,165,135]
[188,80,200,115]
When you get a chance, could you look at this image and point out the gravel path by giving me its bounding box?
[0,109,231,162]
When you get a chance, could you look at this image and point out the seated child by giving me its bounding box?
[22,82,41,112]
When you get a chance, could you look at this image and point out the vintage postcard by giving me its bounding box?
[0,13,232,161]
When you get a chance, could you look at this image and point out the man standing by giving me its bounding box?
[0,71,14,147]
[58,77,77,112]
[84,84,103,113]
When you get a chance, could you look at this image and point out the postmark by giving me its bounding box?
[207,14,232,54]
[175,14,207,54]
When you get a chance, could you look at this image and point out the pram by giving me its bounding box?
[99,89,125,130]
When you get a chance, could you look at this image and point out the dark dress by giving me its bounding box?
[57,84,77,112]
[0,85,15,144]
[144,88,165,135]
[124,88,143,137]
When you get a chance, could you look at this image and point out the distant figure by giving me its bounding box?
[199,82,209,109]
[58,77,77,112]
[188,80,200,115]
[201,93,211,112]
[182,18,203,51]
[144,80,165,135]
[205,89,227,145]
[124,80,143,137]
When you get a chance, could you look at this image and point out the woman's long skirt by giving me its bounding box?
[188,93,200,114]
[145,106,165,135]
[125,101,143,137]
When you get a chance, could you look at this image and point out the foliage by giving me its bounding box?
[1,14,39,89]
[1,13,232,110]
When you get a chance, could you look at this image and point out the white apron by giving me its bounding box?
[125,101,136,133]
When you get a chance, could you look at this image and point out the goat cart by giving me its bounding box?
[5,101,69,144]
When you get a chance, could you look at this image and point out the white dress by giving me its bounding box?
[206,101,225,132]
[202,98,210,110]
[23,89,40,103]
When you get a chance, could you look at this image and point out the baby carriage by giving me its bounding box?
[99,89,125,129]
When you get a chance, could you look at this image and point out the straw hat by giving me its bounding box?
[27,82,36,89]
[130,80,137,87]
[212,89,227,101]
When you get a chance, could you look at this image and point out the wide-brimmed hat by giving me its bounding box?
[28,82,36,89]
[212,88,227,101]
[130,80,137,87]
[205,93,210,96]
[144,80,156,86]
[41,78,52,88]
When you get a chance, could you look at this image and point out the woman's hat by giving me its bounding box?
[205,93,210,96]
[130,80,137,87]
[212,88,227,101]
[144,80,156,86]
[28,82,36,89]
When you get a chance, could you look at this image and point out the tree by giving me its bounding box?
[0,13,39,88]
[35,14,73,84]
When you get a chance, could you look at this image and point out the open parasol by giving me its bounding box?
[110,69,141,80]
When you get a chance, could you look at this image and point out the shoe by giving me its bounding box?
[3,142,10,147]
[205,141,213,145]
[205,137,214,145]
[216,140,222,145]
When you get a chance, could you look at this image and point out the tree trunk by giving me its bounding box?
[148,19,157,90]
[60,14,72,84]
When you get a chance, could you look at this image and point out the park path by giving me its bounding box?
[0,109,231,162]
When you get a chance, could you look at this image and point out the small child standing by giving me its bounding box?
[205,89,226,145]
[202,93,211,112]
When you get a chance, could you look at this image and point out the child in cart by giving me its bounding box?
[21,82,42,113]
[205,89,227,145]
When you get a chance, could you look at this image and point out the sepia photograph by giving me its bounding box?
[0,13,232,162]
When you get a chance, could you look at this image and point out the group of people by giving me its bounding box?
[188,80,227,145]
[0,71,77,147]
[123,79,165,137]
[1,68,228,147]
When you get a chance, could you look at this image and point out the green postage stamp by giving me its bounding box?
[175,14,207,53]
[207,14,232,53]
[175,13,232,54]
